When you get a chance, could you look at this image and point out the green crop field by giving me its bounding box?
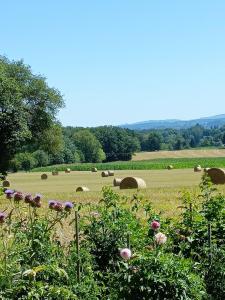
[2,169,225,218]
[32,156,225,172]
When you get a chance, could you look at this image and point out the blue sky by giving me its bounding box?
[1,0,225,127]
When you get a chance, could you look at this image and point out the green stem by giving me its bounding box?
[75,211,81,283]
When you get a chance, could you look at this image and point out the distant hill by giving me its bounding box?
[120,114,225,130]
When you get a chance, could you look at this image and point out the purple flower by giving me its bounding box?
[48,200,63,211]
[34,194,42,202]
[151,220,160,231]
[49,200,56,209]
[5,189,14,199]
[54,202,63,212]
[64,201,73,211]
[31,200,42,208]
[24,194,33,204]
[33,194,42,207]
[0,212,7,224]
[14,192,24,202]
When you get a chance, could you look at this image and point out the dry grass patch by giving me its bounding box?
[2,169,225,219]
[133,149,225,161]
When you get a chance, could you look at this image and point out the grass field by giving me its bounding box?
[132,149,225,160]
[2,169,225,218]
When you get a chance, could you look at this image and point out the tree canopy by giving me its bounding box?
[0,56,64,173]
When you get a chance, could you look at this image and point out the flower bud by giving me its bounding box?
[120,248,132,260]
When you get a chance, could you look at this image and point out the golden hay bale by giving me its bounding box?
[41,173,48,180]
[120,177,146,190]
[167,165,174,170]
[194,165,202,172]
[52,171,59,176]
[2,180,10,187]
[91,167,98,172]
[101,171,109,177]
[206,168,225,184]
[65,168,71,173]
[113,178,122,187]
[76,186,90,192]
[108,170,114,176]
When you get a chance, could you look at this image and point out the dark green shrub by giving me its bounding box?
[205,246,225,300]
[114,252,206,300]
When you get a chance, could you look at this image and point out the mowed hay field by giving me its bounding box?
[2,169,225,218]
[133,148,225,161]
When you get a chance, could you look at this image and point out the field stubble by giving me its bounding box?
[2,169,225,219]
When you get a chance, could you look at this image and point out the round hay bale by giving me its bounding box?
[65,168,71,173]
[113,178,122,187]
[194,165,202,172]
[108,170,114,176]
[91,167,98,172]
[52,171,59,176]
[2,180,10,187]
[120,177,146,190]
[206,168,225,184]
[41,173,48,180]
[76,186,90,192]
[167,165,174,170]
[101,171,109,177]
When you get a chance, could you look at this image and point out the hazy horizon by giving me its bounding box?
[1,0,225,127]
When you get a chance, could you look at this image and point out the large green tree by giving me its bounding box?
[93,126,140,161]
[0,56,64,173]
[73,129,106,163]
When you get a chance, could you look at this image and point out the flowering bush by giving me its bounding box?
[113,251,206,300]
[1,176,225,299]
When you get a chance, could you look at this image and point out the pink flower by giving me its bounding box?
[120,248,132,260]
[155,232,167,245]
[151,220,160,230]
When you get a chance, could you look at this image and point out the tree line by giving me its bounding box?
[8,123,225,172]
[138,124,225,152]
[1,56,225,173]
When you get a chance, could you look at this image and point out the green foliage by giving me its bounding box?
[115,252,206,300]
[2,179,225,299]
[12,152,37,171]
[93,126,140,161]
[73,129,106,163]
[83,188,145,273]
[32,156,225,172]
[0,56,64,173]
[38,124,64,155]
[141,132,161,151]
[205,246,225,299]
[138,124,225,151]
[33,150,49,167]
